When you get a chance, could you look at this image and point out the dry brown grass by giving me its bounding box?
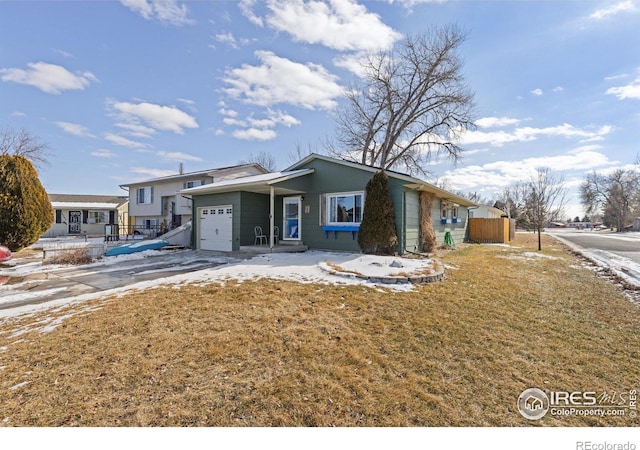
[0,233,638,426]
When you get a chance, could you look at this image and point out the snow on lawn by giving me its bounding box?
[0,251,435,325]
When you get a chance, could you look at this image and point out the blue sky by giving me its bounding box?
[1,0,639,218]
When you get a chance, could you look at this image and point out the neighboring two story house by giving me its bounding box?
[120,164,267,234]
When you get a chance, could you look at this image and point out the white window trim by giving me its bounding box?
[137,186,153,204]
[326,191,364,226]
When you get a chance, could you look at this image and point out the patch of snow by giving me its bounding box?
[9,381,31,391]
[0,251,430,322]
[521,252,560,260]
[0,287,69,308]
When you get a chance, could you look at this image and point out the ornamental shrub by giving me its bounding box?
[0,154,53,251]
[357,170,398,254]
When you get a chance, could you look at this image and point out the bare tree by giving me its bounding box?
[287,141,317,166]
[239,151,277,172]
[334,25,475,175]
[581,168,639,232]
[527,168,567,251]
[495,182,529,224]
[0,127,50,168]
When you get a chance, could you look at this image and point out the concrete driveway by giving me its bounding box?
[0,250,235,312]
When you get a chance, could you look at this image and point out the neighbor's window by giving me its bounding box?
[136,186,153,204]
[143,219,158,229]
[328,192,364,225]
[87,211,108,224]
[183,180,203,189]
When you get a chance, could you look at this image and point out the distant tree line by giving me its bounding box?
[580,162,640,231]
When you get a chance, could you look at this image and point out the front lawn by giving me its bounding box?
[0,233,638,426]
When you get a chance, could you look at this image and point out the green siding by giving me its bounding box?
[277,158,409,253]
[239,192,270,246]
[432,199,469,247]
[404,190,421,253]
[191,157,471,253]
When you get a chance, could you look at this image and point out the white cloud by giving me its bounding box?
[225,109,301,141]
[111,101,198,134]
[530,88,543,96]
[219,108,239,117]
[239,0,264,27]
[263,0,402,52]
[232,128,277,141]
[223,50,342,110]
[460,123,612,147]
[606,76,640,100]
[553,86,564,92]
[91,149,116,159]
[444,149,616,192]
[131,167,176,178]
[115,123,157,138]
[119,0,194,26]
[104,132,148,149]
[10,111,26,117]
[0,62,97,94]
[223,117,247,127]
[55,121,96,138]
[590,0,637,19]
[216,32,236,47]
[156,151,202,162]
[475,117,521,128]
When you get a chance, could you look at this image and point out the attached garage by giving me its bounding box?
[198,205,233,251]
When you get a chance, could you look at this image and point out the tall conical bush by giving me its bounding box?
[0,155,53,251]
[357,170,398,254]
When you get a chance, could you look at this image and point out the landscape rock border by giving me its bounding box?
[319,259,445,285]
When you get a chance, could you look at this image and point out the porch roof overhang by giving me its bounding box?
[179,169,313,197]
[403,183,477,207]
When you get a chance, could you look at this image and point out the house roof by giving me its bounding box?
[119,163,267,188]
[180,169,314,196]
[287,153,477,207]
[48,194,128,210]
[180,153,477,207]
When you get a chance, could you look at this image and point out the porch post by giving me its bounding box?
[269,185,275,250]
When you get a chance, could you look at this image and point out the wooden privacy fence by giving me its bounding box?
[468,218,515,244]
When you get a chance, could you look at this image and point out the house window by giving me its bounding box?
[143,219,158,229]
[136,186,154,204]
[87,211,108,224]
[55,210,62,224]
[183,180,203,189]
[328,192,364,225]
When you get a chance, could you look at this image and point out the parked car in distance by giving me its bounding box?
[0,245,12,263]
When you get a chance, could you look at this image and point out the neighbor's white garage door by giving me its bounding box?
[199,206,233,251]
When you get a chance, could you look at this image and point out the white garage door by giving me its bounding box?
[199,206,233,251]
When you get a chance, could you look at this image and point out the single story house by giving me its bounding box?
[468,205,506,219]
[43,194,129,238]
[119,163,267,234]
[180,154,477,254]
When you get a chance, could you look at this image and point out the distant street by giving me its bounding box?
[548,229,640,286]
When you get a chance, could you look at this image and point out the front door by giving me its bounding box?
[69,211,81,234]
[283,196,301,240]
